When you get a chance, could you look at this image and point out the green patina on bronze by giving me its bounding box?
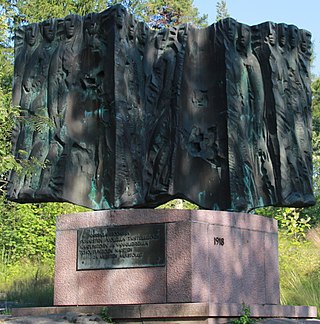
[7,7,315,212]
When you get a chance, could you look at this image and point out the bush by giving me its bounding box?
[255,207,311,240]
[0,195,88,265]
[157,198,199,209]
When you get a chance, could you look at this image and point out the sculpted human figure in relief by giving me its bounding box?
[7,8,315,212]
[8,23,40,199]
[223,18,247,210]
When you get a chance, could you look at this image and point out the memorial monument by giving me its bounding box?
[8,5,318,322]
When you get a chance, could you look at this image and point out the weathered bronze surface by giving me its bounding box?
[7,5,315,211]
[77,223,165,270]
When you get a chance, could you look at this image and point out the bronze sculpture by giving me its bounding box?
[7,5,315,212]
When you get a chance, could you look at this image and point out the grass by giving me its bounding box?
[279,226,320,314]
[0,260,54,307]
[280,270,320,310]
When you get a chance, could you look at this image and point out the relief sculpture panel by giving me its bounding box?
[7,5,315,212]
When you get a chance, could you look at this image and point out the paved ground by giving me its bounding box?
[0,313,107,323]
[0,314,319,324]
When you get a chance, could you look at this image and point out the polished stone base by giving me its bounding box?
[12,303,318,323]
[54,209,280,306]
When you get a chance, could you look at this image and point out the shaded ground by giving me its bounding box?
[0,313,107,323]
[0,314,319,324]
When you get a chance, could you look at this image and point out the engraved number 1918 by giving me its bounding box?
[214,237,224,246]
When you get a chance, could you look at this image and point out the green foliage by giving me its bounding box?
[0,18,17,183]
[278,208,311,240]
[299,199,320,228]
[312,78,320,206]
[142,0,207,27]
[12,0,108,24]
[4,0,208,27]
[278,230,320,276]
[216,0,229,22]
[232,304,256,324]
[312,78,320,205]
[0,308,11,315]
[100,307,115,323]
[313,137,320,191]
[0,98,19,180]
[157,198,199,209]
[256,207,311,240]
[21,114,55,133]
[0,195,88,265]
[312,78,320,133]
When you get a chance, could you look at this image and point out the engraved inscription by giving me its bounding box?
[214,237,224,246]
[77,223,165,270]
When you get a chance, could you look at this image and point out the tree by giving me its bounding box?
[311,78,320,133]
[0,2,19,191]
[216,0,229,21]
[300,77,320,226]
[5,0,207,27]
[142,0,207,28]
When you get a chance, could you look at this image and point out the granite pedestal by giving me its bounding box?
[50,209,317,321]
[54,209,281,306]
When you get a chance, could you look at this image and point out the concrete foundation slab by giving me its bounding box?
[11,303,318,322]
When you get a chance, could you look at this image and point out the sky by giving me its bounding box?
[193,0,320,77]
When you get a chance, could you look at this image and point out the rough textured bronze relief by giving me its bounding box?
[7,6,315,212]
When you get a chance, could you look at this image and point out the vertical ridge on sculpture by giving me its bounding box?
[7,7,315,212]
[113,8,147,207]
[174,24,230,210]
[252,22,314,207]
